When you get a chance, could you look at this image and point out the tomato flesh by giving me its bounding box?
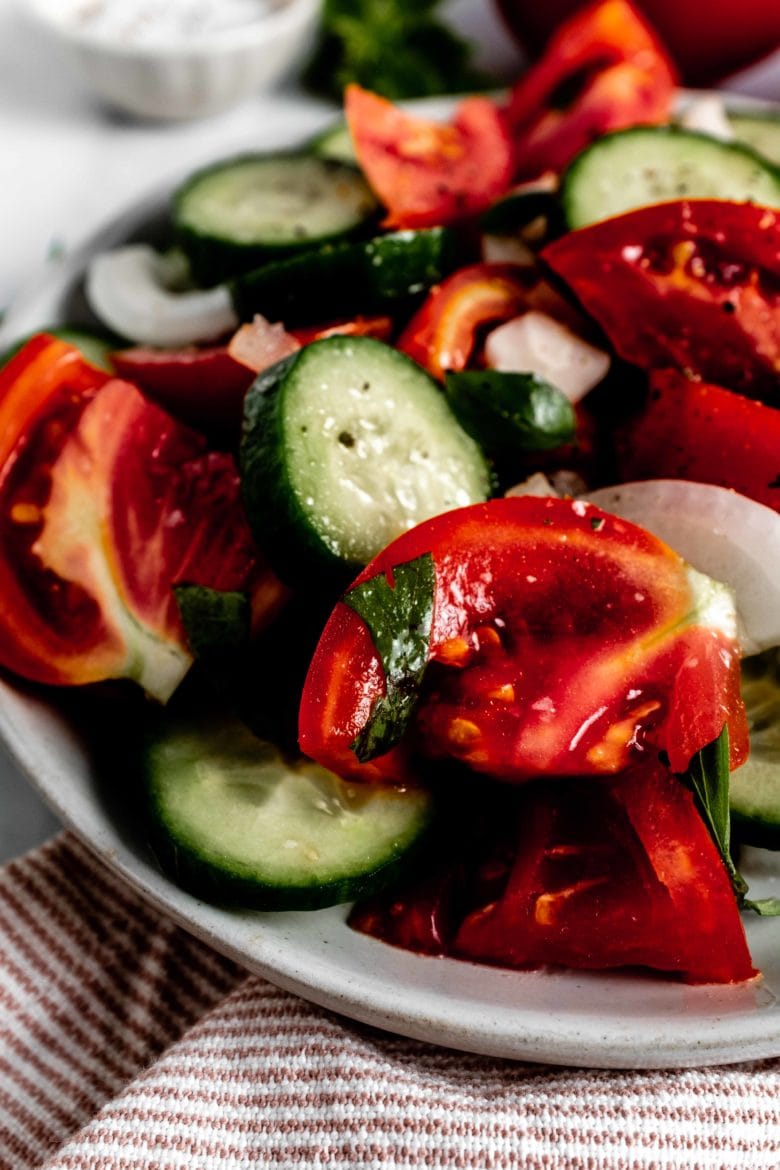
[397,263,528,381]
[507,0,677,178]
[619,369,780,512]
[351,761,756,984]
[344,84,514,230]
[299,496,746,784]
[0,338,257,698]
[542,200,780,398]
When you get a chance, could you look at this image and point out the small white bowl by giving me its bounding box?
[25,0,322,120]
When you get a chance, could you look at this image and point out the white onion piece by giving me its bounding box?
[228,314,300,372]
[86,244,238,347]
[484,311,610,403]
[585,480,780,654]
[481,234,537,266]
[678,95,734,141]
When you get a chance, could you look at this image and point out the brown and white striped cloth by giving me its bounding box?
[0,833,777,1170]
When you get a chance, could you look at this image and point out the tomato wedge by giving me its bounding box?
[397,263,528,381]
[542,200,780,398]
[351,761,755,984]
[344,84,514,230]
[619,368,780,511]
[299,496,747,784]
[507,0,677,178]
[110,344,255,426]
[0,336,257,699]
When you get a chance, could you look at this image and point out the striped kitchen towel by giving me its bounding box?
[0,833,777,1170]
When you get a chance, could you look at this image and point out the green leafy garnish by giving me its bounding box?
[343,552,435,762]
[444,370,577,459]
[685,727,748,898]
[745,896,780,916]
[174,585,251,665]
[684,727,780,914]
[303,0,492,102]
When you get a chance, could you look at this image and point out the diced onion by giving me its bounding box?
[484,311,610,403]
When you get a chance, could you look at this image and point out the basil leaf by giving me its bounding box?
[343,552,435,762]
[684,726,750,899]
[682,727,780,912]
[444,370,576,458]
[743,897,780,917]
[174,585,251,664]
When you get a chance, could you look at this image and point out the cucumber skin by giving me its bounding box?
[145,794,433,912]
[240,349,356,587]
[731,810,780,851]
[729,112,780,166]
[230,228,462,326]
[562,126,780,229]
[173,153,378,288]
[141,706,436,912]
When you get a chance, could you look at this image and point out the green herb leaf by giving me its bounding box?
[444,370,576,458]
[684,726,749,899]
[743,897,780,916]
[304,0,492,102]
[174,585,251,665]
[343,552,435,762]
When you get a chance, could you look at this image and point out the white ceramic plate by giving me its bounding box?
[0,105,779,1071]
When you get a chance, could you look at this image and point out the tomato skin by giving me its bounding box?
[110,345,254,426]
[344,85,515,230]
[506,0,677,178]
[484,764,754,982]
[291,316,394,347]
[351,762,755,983]
[495,0,780,87]
[619,369,780,511]
[0,337,257,697]
[299,496,746,785]
[397,264,528,381]
[542,200,780,398]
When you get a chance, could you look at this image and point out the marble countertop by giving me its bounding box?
[0,0,778,864]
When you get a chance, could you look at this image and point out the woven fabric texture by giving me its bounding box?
[0,833,777,1170]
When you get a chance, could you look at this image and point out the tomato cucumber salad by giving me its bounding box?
[2,0,780,987]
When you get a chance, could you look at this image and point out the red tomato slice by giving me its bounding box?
[291,315,395,346]
[507,0,677,178]
[542,200,780,398]
[110,345,255,426]
[619,368,780,511]
[456,763,755,982]
[352,761,756,984]
[495,0,780,89]
[299,496,746,784]
[344,85,515,230]
[0,337,257,699]
[397,263,528,381]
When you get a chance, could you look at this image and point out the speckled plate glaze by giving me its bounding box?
[0,98,778,1070]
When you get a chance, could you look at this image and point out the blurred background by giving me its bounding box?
[0,0,779,862]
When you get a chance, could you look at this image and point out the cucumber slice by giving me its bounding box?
[174,153,378,286]
[731,652,780,849]
[562,126,780,228]
[309,120,357,165]
[145,710,434,910]
[729,112,780,166]
[231,227,461,326]
[241,335,491,579]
